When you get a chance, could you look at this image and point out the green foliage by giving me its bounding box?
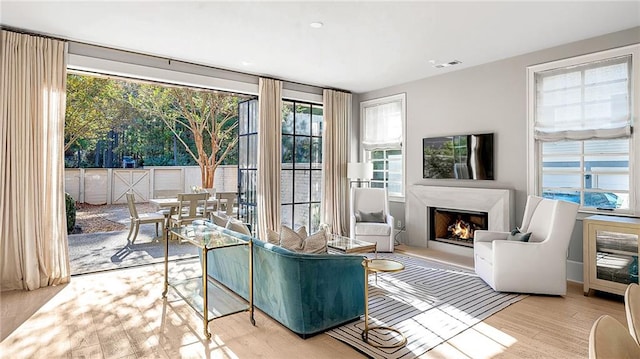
[129,85,245,187]
[423,141,455,179]
[64,73,245,175]
[65,74,123,152]
[65,193,76,234]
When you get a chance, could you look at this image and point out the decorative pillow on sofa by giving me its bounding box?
[211,212,229,227]
[279,225,308,251]
[357,210,385,223]
[302,230,328,254]
[226,218,251,236]
[279,225,327,254]
[266,228,280,245]
[507,228,531,242]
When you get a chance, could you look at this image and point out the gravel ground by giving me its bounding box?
[75,203,157,233]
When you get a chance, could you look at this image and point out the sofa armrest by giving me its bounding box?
[474,230,509,243]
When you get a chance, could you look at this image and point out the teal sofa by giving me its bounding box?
[199,224,366,337]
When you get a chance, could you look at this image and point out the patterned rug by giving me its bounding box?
[327,253,526,359]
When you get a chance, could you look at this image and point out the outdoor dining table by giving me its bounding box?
[149,191,237,216]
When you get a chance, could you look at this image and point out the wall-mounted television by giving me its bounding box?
[423,133,494,180]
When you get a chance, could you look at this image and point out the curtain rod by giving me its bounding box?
[1,25,351,95]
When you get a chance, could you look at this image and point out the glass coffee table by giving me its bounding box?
[327,234,377,254]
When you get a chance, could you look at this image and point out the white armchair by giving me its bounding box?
[350,187,394,252]
[474,195,579,295]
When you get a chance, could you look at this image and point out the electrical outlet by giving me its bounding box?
[396,220,402,229]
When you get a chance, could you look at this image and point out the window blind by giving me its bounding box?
[362,100,403,150]
[534,55,631,141]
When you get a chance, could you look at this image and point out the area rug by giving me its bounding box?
[326,253,526,359]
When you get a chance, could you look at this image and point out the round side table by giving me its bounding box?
[361,258,407,348]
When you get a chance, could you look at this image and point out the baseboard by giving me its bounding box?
[567,259,583,283]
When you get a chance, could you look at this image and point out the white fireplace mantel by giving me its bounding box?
[408,185,514,253]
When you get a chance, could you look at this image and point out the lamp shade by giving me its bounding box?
[347,162,373,180]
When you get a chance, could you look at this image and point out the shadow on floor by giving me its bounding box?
[68,228,199,275]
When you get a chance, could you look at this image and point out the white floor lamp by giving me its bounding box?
[347,162,373,188]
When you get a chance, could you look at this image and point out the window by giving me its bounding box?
[238,98,258,233]
[281,101,323,233]
[361,93,406,198]
[527,45,640,215]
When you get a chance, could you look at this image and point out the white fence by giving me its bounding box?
[65,165,238,204]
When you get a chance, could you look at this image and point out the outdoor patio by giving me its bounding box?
[68,203,199,275]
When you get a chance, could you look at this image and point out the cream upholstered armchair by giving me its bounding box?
[474,195,579,295]
[350,187,394,252]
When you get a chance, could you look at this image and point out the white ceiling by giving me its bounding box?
[1,1,639,93]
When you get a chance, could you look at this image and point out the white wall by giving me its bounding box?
[356,27,640,281]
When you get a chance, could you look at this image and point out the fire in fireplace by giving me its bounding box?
[430,207,488,247]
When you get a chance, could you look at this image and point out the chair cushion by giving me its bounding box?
[507,228,532,242]
[354,222,391,236]
[356,210,385,223]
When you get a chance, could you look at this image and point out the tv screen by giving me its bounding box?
[423,133,494,180]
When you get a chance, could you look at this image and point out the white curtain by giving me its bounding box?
[362,100,402,150]
[535,55,631,141]
[256,78,282,240]
[1,30,70,291]
[322,89,351,236]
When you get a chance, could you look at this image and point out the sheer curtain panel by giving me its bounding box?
[322,89,351,236]
[0,30,70,291]
[256,78,282,240]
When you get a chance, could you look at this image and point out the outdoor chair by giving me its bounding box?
[197,188,219,216]
[153,189,183,219]
[126,193,165,244]
[169,192,209,243]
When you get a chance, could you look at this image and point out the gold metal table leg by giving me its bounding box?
[361,258,406,349]
[202,247,211,339]
[249,240,255,326]
[361,326,407,348]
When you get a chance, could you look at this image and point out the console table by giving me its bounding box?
[162,224,255,339]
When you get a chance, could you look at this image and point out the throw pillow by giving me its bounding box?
[226,219,251,236]
[301,230,328,254]
[278,225,328,254]
[357,210,385,223]
[280,225,305,251]
[507,228,532,242]
[211,212,229,227]
[266,228,280,245]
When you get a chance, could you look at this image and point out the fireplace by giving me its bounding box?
[406,185,513,255]
[430,207,488,248]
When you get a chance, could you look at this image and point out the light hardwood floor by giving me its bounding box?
[0,246,626,359]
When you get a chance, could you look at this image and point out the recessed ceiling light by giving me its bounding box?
[310,22,323,28]
[241,61,253,66]
[433,60,462,69]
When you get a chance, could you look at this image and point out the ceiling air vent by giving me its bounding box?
[434,60,462,69]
